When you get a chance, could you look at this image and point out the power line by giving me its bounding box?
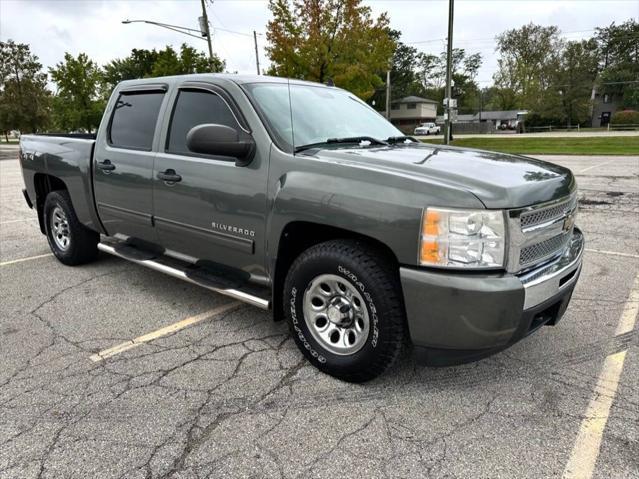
[405,29,639,46]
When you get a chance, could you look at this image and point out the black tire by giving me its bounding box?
[44,190,99,266]
[283,239,405,382]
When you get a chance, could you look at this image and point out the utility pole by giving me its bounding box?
[444,0,454,145]
[253,31,261,75]
[385,70,391,119]
[199,0,214,63]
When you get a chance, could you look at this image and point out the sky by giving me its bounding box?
[1,0,638,89]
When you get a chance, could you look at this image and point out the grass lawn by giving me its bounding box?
[421,136,639,155]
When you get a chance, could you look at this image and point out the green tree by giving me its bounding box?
[493,23,563,115]
[49,53,105,133]
[417,48,482,114]
[480,86,518,111]
[0,40,50,137]
[151,44,225,77]
[102,44,225,92]
[595,20,639,107]
[555,39,599,125]
[102,48,160,89]
[266,0,395,99]
[369,30,425,110]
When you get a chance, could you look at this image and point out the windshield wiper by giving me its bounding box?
[294,136,388,153]
[385,136,419,144]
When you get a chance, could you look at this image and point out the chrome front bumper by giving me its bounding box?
[400,227,584,356]
[519,227,584,309]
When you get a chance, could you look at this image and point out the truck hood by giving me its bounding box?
[307,143,575,209]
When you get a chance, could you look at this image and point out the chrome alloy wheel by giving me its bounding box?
[50,205,71,251]
[303,274,370,355]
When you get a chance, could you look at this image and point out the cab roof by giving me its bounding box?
[117,73,334,89]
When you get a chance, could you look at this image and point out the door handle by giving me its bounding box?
[157,169,182,183]
[97,159,116,171]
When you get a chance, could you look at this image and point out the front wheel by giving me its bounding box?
[44,190,99,266]
[283,240,405,382]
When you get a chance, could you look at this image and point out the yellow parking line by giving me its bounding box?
[562,272,639,479]
[585,249,639,259]
[615,272,639,337]
[0,253,53,267]
[89,301,241,362]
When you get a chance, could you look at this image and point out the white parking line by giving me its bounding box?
[578,160,615,174]
[0,218,35,225]
[562,272,639,479]
[89,301,241,362]
[585,248,639,259]
[0,253,53,267]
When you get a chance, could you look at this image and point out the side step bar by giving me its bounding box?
[97,242,270,310]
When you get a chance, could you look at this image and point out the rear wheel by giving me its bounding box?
[44,190,99,265]
[283,239,405,382]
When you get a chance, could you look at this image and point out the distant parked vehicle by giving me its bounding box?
[414,122,440,135]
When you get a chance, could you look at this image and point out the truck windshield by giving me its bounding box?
[243,82,402,153]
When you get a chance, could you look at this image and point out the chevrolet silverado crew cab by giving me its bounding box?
[19,74,584,382]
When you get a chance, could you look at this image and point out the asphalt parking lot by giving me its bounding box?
[1,144,638,478]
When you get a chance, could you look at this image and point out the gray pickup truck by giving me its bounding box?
[19,74,584,382]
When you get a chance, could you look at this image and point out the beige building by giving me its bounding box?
[389,96,438,132]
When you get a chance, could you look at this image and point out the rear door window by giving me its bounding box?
[166,89,239,156]
[109,91,165,150]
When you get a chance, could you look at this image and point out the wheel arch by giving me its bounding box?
[271,220,402,322]
[33,173,68,234]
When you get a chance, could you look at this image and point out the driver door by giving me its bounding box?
[152,82,268,278]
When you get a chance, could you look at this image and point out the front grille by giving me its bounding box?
[519,233,569,266]
[508,192,578,273]
[520,196,576,229]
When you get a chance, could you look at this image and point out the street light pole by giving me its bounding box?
[122,19,207,40]
[444,0,454,145]
[253,31,261,75]
[199,0,214,62]
[385,70,391,119]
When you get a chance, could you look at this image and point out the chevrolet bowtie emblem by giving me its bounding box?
[563,213,575,232]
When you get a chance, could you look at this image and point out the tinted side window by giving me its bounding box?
[109,92,164,150]
[167,90,239,155]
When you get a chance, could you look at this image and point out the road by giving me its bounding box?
[1,144,638,478]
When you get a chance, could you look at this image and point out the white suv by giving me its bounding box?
[414,122,441,135]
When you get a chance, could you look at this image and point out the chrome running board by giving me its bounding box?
[97,241,270,310]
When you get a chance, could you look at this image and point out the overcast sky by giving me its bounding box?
[1,0,637,88]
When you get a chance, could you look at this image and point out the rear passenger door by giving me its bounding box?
[93,85,166,242]
[152,82,268,279]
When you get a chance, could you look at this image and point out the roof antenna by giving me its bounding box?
[287,77,296,154]
[325,78,334,87]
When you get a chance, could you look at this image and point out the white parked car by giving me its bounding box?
[414,122,441,135]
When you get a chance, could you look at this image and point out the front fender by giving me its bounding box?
[267,171,424,267]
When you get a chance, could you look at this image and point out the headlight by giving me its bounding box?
[419,207,506,268]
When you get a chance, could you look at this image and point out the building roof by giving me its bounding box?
[391,96,438,105]
[436,110,528,123]
[476,110,527,120]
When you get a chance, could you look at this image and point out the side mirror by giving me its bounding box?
[186,123,256,167]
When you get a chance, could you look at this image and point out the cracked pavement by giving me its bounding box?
[1,146,638,478]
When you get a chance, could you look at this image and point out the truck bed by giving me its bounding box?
[19,134,103,233]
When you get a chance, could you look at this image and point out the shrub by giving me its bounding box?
[610,110,639,125]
